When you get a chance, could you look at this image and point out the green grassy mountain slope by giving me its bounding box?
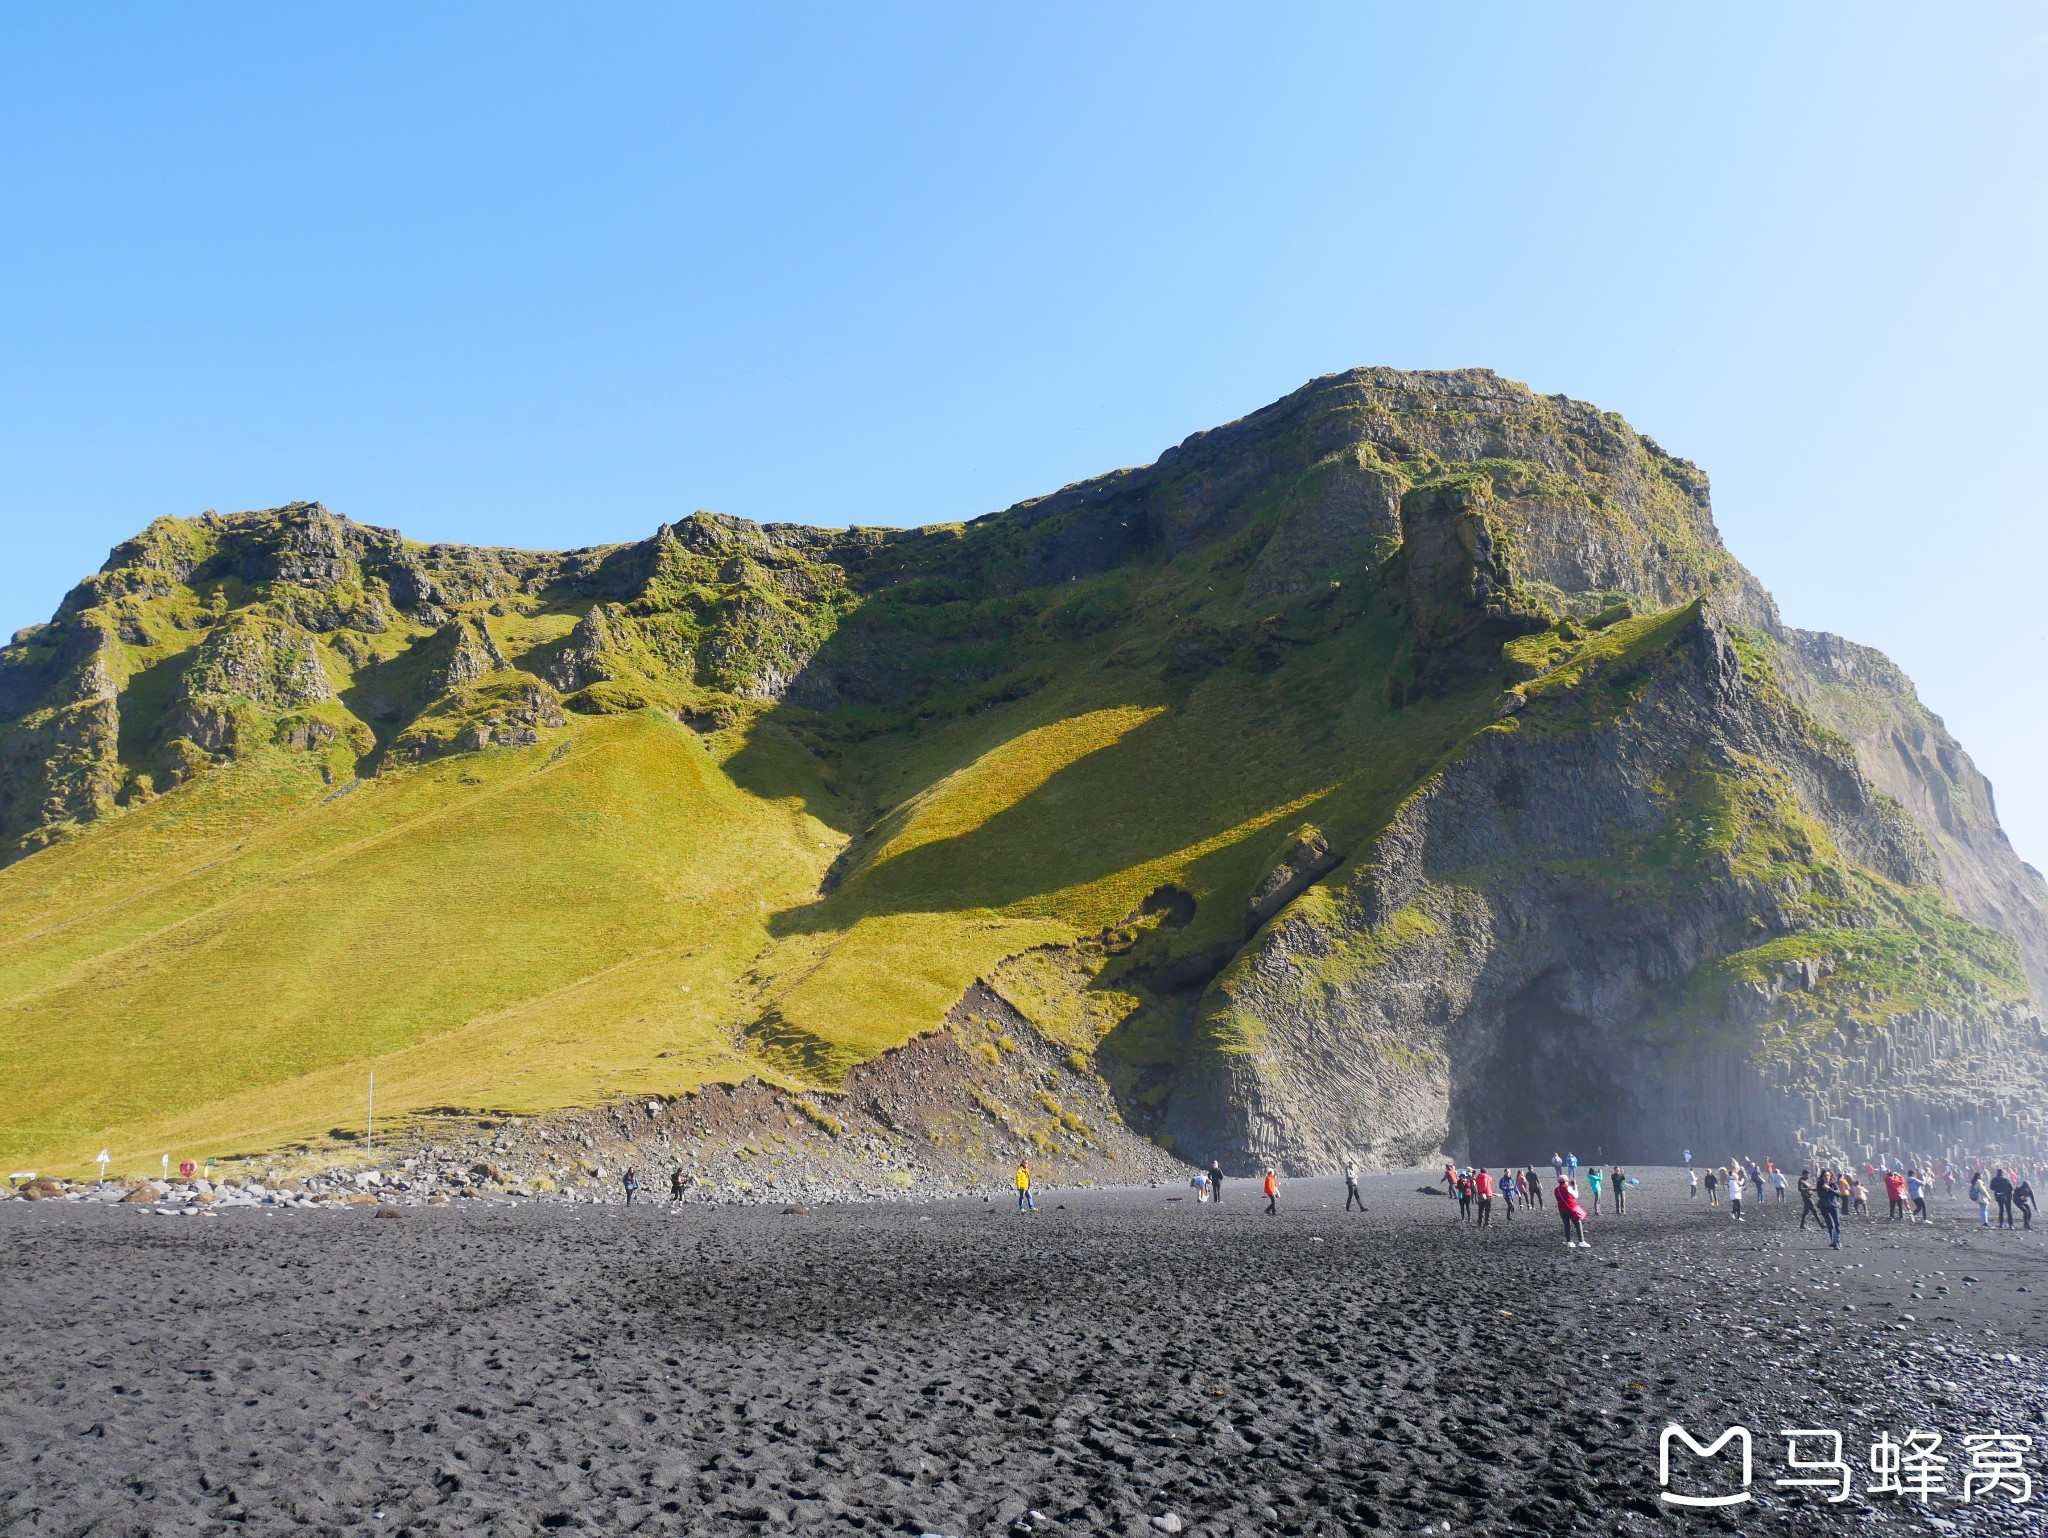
[4,367,2043,1176]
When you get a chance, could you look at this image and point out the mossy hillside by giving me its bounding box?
[2,368,2034,1174]
[0,492,1517,1173]
[0,712,836,1174]
[0,435,1703,1172]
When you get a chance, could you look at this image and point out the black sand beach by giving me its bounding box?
[4,1170,2046,1536]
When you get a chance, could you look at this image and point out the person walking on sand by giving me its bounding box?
[1474,1166,1494,1228]
[1555,1173,1589,1249]
[1970,1170,1991,1228]
[1209,1159,1225,1206]
[1703,1167,1719,1208]
[1015,1161,1035,1212]
[2016,1176,2036,1231]
[1262,1168,1280,1216]
[1907,1167,1928,1223]
[1500,1169,1518,1221]
[1850,1177,1869,1218]
[1817,1169,1843,1249]
[1992,1168,2017,1229]
[1727,1165,1745,1222]
[1797,1169,1818,1229]
[622,1166,640,1206]
[1344,1155,1366,1212]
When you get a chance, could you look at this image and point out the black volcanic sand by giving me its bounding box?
[4,1171,2047,1537]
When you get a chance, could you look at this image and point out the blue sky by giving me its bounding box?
[3,6,2045,857]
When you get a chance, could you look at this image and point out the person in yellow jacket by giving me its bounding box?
[1015,1161,1035,1212]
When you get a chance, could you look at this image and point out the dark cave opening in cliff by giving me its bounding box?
[1460,971,1631,1166]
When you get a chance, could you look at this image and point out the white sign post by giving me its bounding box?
[96,1149,109,1186]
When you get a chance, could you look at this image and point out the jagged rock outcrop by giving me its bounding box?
[1246,828,1345,933]
[421,615,509,694]
[543,603,626,694]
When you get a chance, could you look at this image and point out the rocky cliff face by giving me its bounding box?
[1163,592,2046,1170]
[5,367,2043,1179]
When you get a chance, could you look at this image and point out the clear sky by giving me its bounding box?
[3,7,2044,857]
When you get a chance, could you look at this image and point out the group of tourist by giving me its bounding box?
[1420,1156,1631,1249]
[1688,1156,1786,1216]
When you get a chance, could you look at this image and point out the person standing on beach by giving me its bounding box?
[1992,1168,2016,1229]
[1727,1165,1745,1222]
[1015,1161,1035,1212]
[1771,1167,1787,1203]
[1552,1152,1564,1177]
[1907,1168,1928,1223]
[1555,1173,1589,1249]
[1817,1169,1843,1249]
[2016,1176,2036,1231]
[1262,1168,1279,1216]
[1209,1159,1225,1205]
[1500,1169,1518,1220]
[1611,1166,1627,1216]
[1586,1165,1603,1216]
[1683,1148,1692,1169]
[1884,1168,1905,1220]
[1474,1167,1494,1228]
[1797,1169,1818,1229]
[1970,1170,1991,1228]
[1456,1169,1473,1222]
[622,1166,640,1206]
[1703,1167,1719,1208]
[1344,1156,1366,1213]
[670,1166,687,1205]
[1687,1166,1699,1200]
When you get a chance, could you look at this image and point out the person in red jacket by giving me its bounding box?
[1262,1168,1279,1216]
[1884,1168,1907,1221]
[1474,1167,1495,1228]
[1554,1174,1589,1249]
